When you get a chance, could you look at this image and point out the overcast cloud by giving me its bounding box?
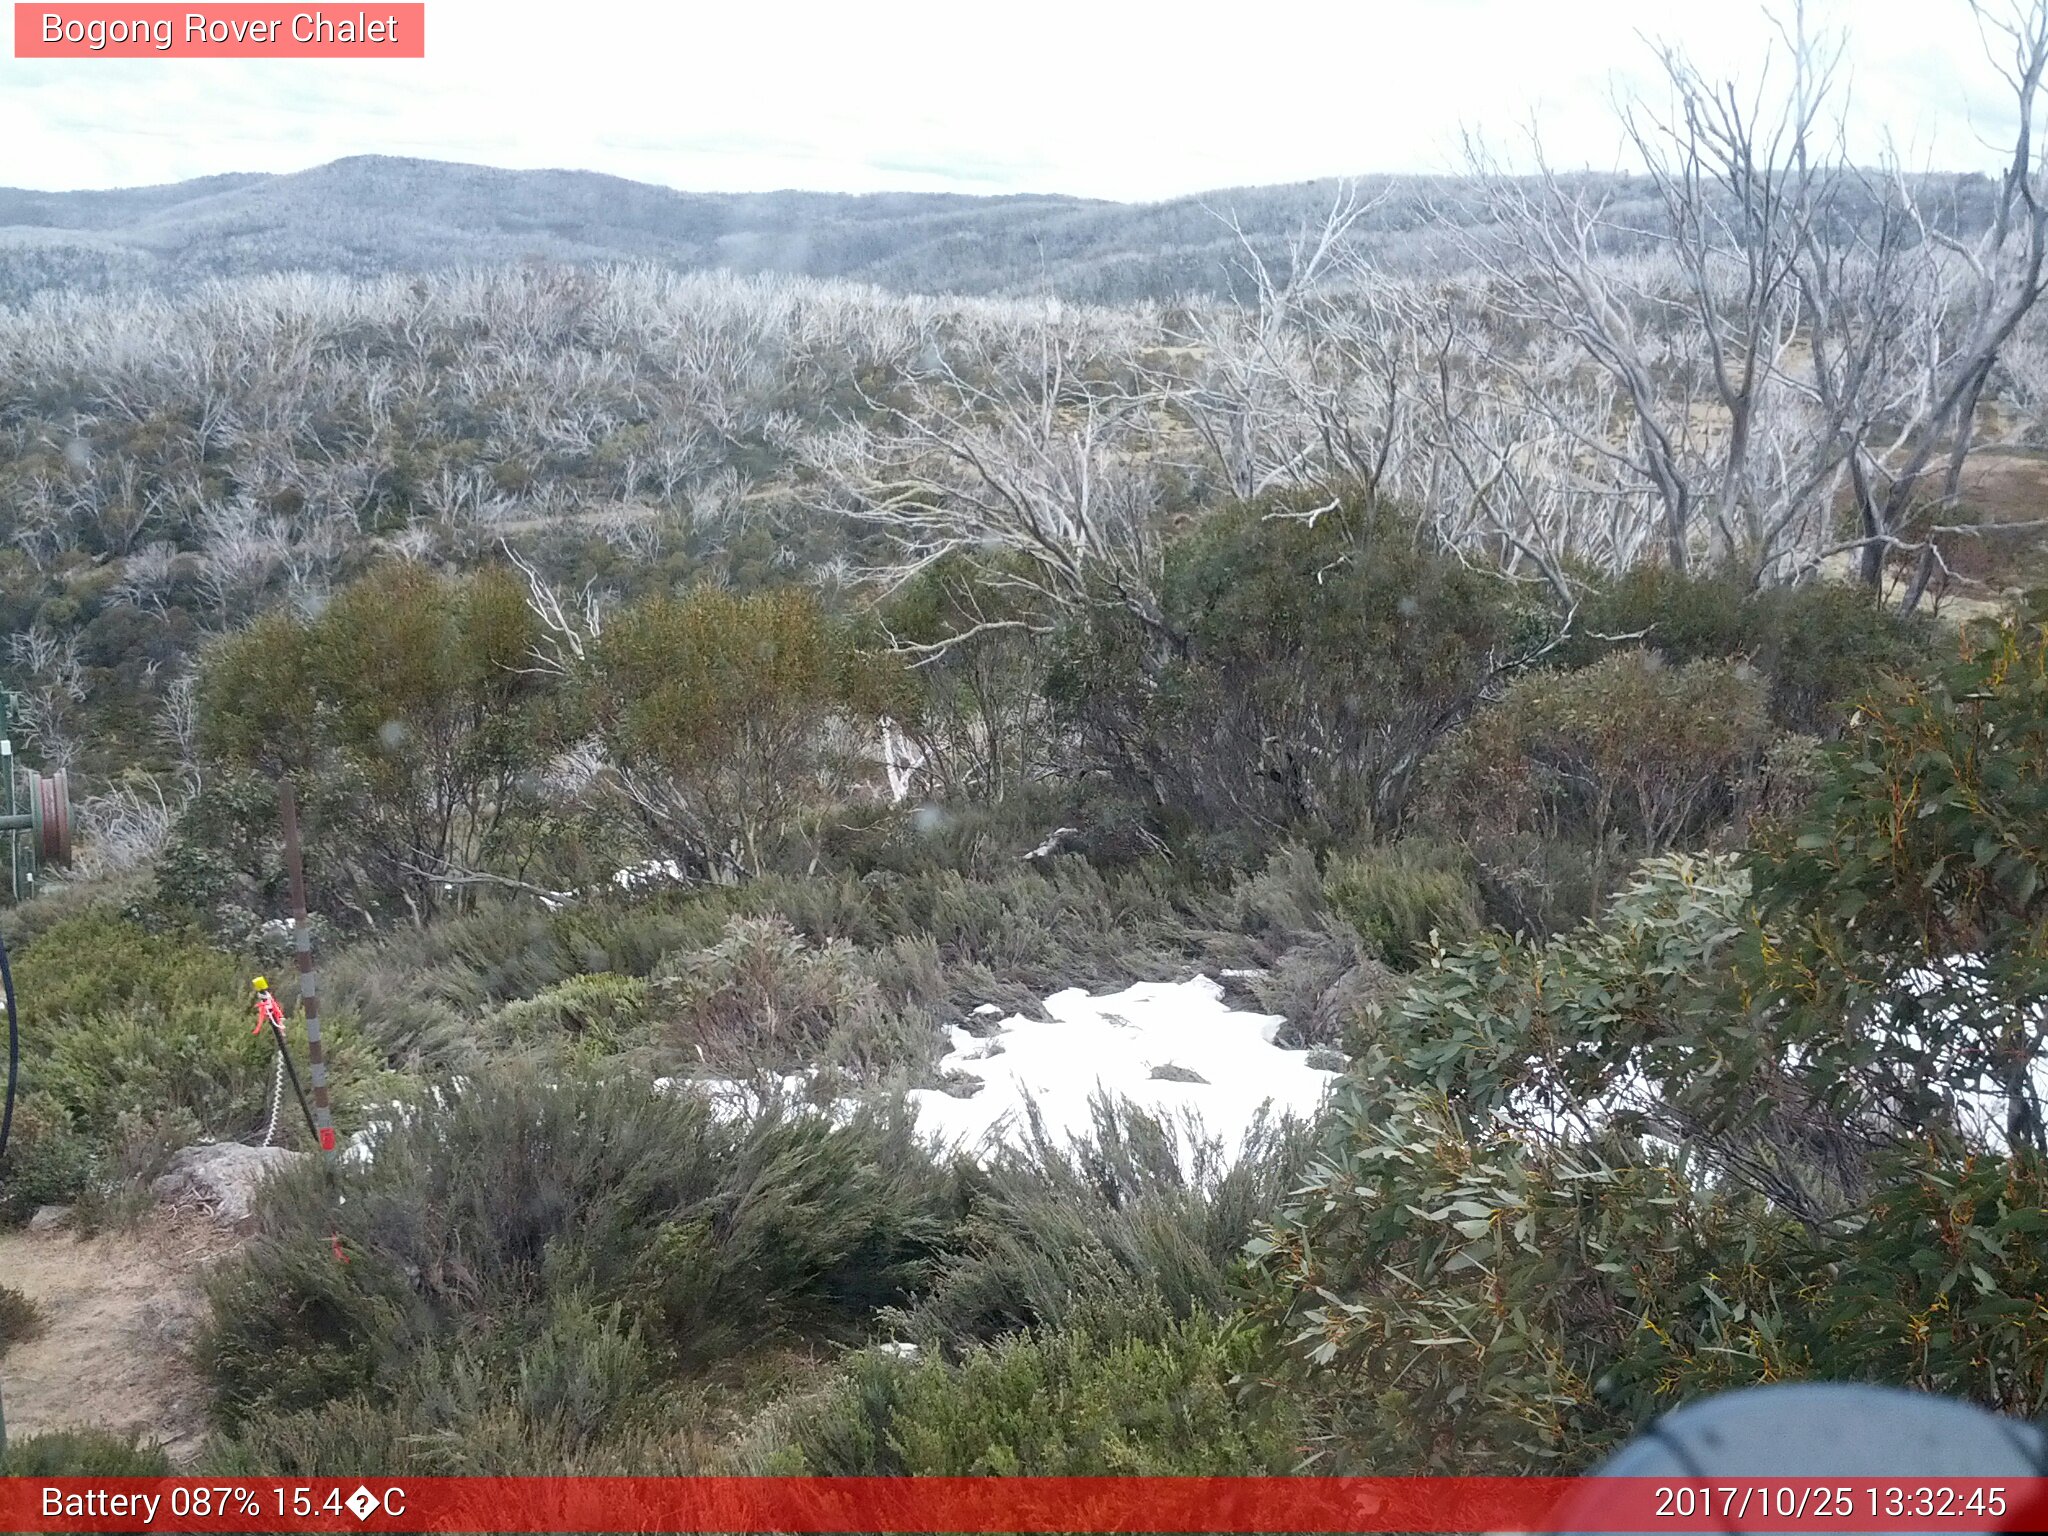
[0,0,2026,199]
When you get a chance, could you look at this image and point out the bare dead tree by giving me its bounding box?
[504,540,606,677]
[72,775,182,879]
[1458,0,2048,606]
[109,540,182,613]
[808,312,1174,643]
[7,621,87,769]
[190,498,286,623]
[158,670,201,768]
[1166,185,1423,502]
[1855,0,2048,607]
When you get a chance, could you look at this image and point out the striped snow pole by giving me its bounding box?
[278,780,336,1157]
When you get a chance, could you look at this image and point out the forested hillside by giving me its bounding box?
[4,3,2048,1489]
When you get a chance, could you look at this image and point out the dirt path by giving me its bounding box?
[0,1210,234,1464]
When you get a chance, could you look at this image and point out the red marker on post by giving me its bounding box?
[252,981,285,1035]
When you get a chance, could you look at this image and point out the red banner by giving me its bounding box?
[14,5,424,58]
[7,1477,2048,1533]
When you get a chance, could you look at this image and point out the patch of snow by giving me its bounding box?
[612,858,688,892]
[1498,954,2048,1164]
[654,1072,859,1126]
[343,1099,416,1165]
[1890,959,2048,1154]
[1022,827,1081,862]
[343,1077,471,1165]
[337,984,1336,1176]
[906,976,1338,1161]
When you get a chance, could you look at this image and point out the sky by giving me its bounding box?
[0,0,2028,200]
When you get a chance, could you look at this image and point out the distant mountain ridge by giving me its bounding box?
[0,154,2007,308]
[0,154,1478,305]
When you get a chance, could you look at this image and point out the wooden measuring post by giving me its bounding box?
[2,691,16,903]
[278,781,336,1158]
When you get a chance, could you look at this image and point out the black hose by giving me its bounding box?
[0,924,13,1459]
[269,1022,320,1147]
[0,921,15,1164]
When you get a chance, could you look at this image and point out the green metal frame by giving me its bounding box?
[0,690,71,900]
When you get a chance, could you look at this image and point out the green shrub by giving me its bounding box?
[589,585,906,880]
[205,1290,716,1476]
[0,1098,102,1222]
[901,1097,1318,1347]
[69,1173,160,1236]
[1255,790,2048,1476]
[1048,489,1528,843]
[39,1002,276,1147]
[1463,829,1609,939]
[0,1429,172,1476]
[153,770,292,936]
[880,554,1059,805]
[1732,732,1829,841]
[1566,567,1936,734]
[752,1294,1299,1475]
[1218,844,1329,944]
[1253,1083,1807,1474]
[200,1069,964,1432]
[311,897,707,1070]
[207,1391,714,1478]
[320,845,1267,1077]
[1258,1075,2048,1473]
[1801,1150,2048,1409]
[1743,596,2048,1161]
[193,563,568,924]
[318,891,741,1068]
[657,916,883,1069]
[0,906,384,1220]
[494,972,651,1058]
[1420,651,1772,905]
[11,909,244,1021]
[0,1282,45,1352]
[1242,928,1392,1051]
[1250,857,1786,1471]
[1323,840,1482,969]
[209,1085,1320,1477]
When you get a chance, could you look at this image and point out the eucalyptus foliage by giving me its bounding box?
[1259,606,2048,1471]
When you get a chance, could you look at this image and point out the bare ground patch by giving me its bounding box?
[0,1209,236,1465]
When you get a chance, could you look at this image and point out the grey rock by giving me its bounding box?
[151,1143,304,1224]
[26,1204,70,1233]
[1216,968,1266,1009]
[959,1010,1006,1039]
[142,1295,199,1345]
